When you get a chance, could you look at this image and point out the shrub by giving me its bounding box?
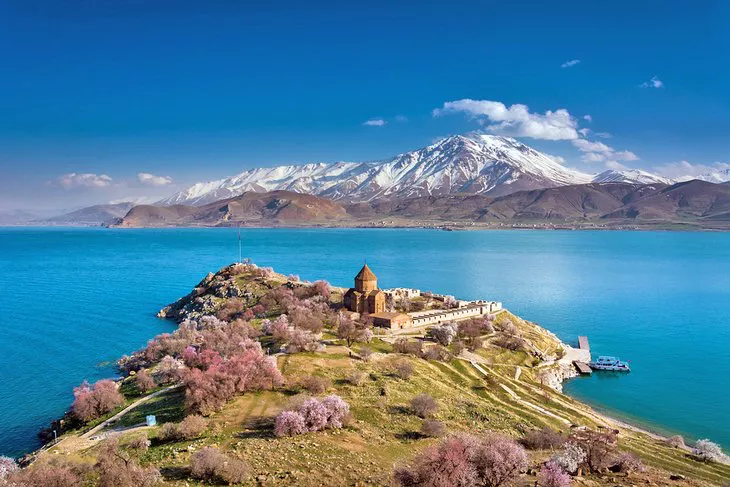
[570,429,617,472]
[359,347,373,361]
[522,427,566,450]
[393,433,527,487]
[551,442,586,475]
[178,415,207,440]
[694,439,730,464]
[492,335,526,351]
[6,463,81,487]
[423,345,452,362]
[394,361,414,380]
[428,323,457,346]
[190,446,250,483]
[286,328,321,353]
[127,435,150,452]
[452,340,466,356]
[302,376,331,394]
[393,338,424,357]
[134,369,156,393]
[346,370,366,386]
[537,461,571,487]
[274,411,308,437]
[96,439,161,487]
[72,379,125,422]
[321,394,350,428]
[0,456,18,479]
[614,452,645,473]
[472,433,529,487]
[666,435,685,448]
[274,395,350,436]
[410,393,438,418]
[420,419,446,438]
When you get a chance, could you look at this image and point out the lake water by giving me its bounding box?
[1,227,729,457]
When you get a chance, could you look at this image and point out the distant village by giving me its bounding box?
[340,264,502,331]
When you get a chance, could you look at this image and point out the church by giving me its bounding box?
[343,263,386,314]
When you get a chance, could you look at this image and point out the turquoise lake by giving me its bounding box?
[1,227,729,457]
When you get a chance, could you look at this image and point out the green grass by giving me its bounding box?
[114,387,186,428]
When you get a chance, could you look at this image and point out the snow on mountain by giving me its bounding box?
[592,169,674,185]
[157,134,595,206]
[684,167,730,184]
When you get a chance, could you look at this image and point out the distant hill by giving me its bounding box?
[113,180,730,229]
[45,202,135,226]
[115,191,347,227]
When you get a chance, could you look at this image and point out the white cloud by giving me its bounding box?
[653,160,730,180]
[578,128,591,137]
[605,160,628,171]
[561,59,581,68]
[56,173,113,189]
[572,139,639,163]
[363,119,386,127]
[640,76,664,88]
[433,99,580,141]
[583,115,592,122]
[137,172,173,186]
[595,132,612,139]
[546,154,567,165]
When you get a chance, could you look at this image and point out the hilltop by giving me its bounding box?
[14,262,730,486]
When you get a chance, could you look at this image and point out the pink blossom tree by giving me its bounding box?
[538,461,571,487]
[321,394,350,428]
[274,411,308,437]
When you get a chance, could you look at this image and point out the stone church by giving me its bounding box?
[343,264,386,315]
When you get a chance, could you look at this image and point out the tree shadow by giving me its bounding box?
[160,466,190,481]
[395,431,424,441]
[235,416,276,439]
[387,405,411,416]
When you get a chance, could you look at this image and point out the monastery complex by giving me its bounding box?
[343,264,502,330]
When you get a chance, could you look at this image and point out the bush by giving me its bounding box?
[428,323,457,346]
[394,361,414,380]
[274,410,308,437]
[96,439,161,487]
[452,340,466,356]
[72,379,125,422]
[666,435,685,448]
[346,370,366,386]
[134,369,156,393]
[614,452,645,473]
[420,420,446,438]
[492,335,526,351]
[570,429,617,473]
[393,433,527,487]
[423,345,452,362]
[551,442,586,475]
[410,393,438,418]
[393,338,424,357]
[5,463,81,487]
[359,347,373,361]
[0,456,18,479]
[273,395,350,436]
[694,439,730,463]
[538,461,571,487]
[127,435,150,452]
[301,376,331,394]
[190,447,250,484]
[522,427,566,450]
[178,415,207,439]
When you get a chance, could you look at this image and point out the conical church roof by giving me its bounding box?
[355,263,377,281]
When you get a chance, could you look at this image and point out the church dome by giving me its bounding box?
[355,264,377,281]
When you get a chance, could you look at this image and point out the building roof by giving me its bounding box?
[370,312,412,321]
[355,263,377,281]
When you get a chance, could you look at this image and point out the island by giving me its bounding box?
[7,262,729,486]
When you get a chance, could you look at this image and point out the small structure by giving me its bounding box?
[145,415,157,427]
[371,312,414,330]
[573,362,592,375]
[343,264,386,315]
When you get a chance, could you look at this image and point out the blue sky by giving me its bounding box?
[1,0,729,210]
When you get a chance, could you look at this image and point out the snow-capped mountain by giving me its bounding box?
[687,167,730,184]
[592,169,674,185]
[157,134,593,206]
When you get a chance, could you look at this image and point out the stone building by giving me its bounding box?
[371,312,414,330]
[343,264,386,315]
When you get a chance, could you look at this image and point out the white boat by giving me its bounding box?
[589,355,630,372]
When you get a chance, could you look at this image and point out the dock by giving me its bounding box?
[578,336,590,351]
[573,361,592,375]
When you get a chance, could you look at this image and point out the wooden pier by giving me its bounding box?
[573,361,592,375]
[578,336,590,351]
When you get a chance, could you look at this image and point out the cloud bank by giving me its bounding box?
[137,172,173,186]
[56,173,113,189]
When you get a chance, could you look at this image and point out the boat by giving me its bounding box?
[589,355,631,372]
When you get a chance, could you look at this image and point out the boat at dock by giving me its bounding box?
[589,355,630,372]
